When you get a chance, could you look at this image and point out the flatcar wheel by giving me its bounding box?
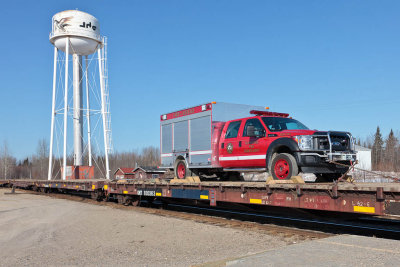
[124,196,132,206]
[91,191,97,200]
[117,195,124,204]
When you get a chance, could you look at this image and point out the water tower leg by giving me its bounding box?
[48,47,58,180]
[85,56,92,167]
[62,37,70,181]
[98,48,110,180]
[73,54,83,166]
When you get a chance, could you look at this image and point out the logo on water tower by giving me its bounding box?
[54,17,73,31]
[80,22,96,31]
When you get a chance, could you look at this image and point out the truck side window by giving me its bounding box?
[243,119,265,137]
[225,121,241,139]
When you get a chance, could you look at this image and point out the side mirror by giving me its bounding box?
[259,129,266,137]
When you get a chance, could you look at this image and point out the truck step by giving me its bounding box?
[223,168,266,172]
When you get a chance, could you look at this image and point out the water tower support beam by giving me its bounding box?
[73,54,83,166]
[98,47,110,180]
[48,47,58,180]
[85,56,92,166]
[62,37,69,181]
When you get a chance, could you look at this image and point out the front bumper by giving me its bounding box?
[328,152,357,161]
[297,151,357,163]
[295,151,357,174]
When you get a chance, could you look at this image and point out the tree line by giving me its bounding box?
[1,127,398,180]
[358,127,399,172]
[0,139,161,180]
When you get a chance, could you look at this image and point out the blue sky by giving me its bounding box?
[0,0,399,159]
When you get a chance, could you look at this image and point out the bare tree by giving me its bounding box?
[0,141,16,179]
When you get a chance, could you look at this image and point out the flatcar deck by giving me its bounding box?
[1,179,400,217]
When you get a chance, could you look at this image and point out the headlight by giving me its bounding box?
[294,135,313,150]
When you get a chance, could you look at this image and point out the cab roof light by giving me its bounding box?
[250,110,289,118]
[211,101,217,104]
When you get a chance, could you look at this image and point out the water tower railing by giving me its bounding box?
[49,32,102,42]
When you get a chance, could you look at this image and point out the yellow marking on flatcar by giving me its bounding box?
[123,190,128,194]
[75,185,79,188]
[92,185,96,190]
[104,185,108,190]
[56,184,58,187]
[200,195,209,200]
[156,192,162,197]
[250,198,262,204]
[353,206,375,214]
[63,184,66,187]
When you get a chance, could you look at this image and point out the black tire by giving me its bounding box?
[270,153,299,180]
[175,159,188,179]
[314,173,343,183]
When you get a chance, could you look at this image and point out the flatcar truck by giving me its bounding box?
[160,102,356,182]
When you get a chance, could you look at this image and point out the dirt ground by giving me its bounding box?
[0,188,294,266]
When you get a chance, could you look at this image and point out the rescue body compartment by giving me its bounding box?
[160,102,265,170]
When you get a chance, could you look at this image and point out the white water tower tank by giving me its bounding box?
[50,10,102,55]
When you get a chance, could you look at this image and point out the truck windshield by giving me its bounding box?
[262,117,309,132]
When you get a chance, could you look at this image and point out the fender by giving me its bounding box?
[265,138,299,171]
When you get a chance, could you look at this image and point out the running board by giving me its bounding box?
[223,168,266,172]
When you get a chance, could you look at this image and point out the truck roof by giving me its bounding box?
[160,102,270,122]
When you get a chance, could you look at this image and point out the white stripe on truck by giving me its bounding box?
[190,150,212,155]
[219,155,266,161]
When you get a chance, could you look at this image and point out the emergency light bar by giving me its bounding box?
[250,110,289,118]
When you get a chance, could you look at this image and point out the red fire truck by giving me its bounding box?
[160,102,356,182]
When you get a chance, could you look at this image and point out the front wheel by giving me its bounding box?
[175,159,188,179]
[270,153,299,180]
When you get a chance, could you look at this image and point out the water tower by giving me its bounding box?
[48,10,112,180]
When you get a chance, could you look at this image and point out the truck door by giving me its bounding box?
[240,118,268,167]
[219,120,243,168]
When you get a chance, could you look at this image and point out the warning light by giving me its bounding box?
[250,110,289,117]
[265,107,270,110]
[211,101,217,104]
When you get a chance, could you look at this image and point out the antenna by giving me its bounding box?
[48,10,112,180]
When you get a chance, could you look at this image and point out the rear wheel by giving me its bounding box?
[271,153,298,180]
[175,159,187,179]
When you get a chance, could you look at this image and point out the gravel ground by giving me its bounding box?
[0,188,291,266]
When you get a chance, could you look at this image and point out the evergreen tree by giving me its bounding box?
[372,126,384,170]
[385,129,398,171]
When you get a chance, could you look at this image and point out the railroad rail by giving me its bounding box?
[1,179,400,217]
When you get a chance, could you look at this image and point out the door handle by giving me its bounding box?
[239,141,242,147]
